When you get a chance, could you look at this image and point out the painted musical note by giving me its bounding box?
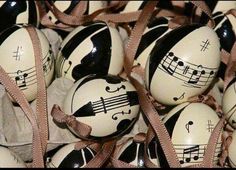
[179,145,200,164]
[15,70,28,90]
[204,70,214,85]
[185,121,193,133]
[188,65,205,84]
[43,56,53,73]
[64,60,72,75]
[173,92,185,101]
[13,46,23,61]
[161,52,184,75]
[200,39,210,52]
[207,120,214,133]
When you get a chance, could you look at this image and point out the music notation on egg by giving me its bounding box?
[158,52,218,88]
[7,50,53,90]
[175,143,222,164]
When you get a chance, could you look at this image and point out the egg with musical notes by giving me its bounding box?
[0,146,26,168]
[0,0,40,32]
[55,21,124,82]
[228,130,236,167]
[47,142,96,168]
[206,0,236,13]
[0,24,55,102]
[134,17,173,69]
[151,102,222,167]
[63,74,140,140]
[145,24,221,106]
[222,78,236,129]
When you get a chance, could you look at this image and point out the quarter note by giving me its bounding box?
[15,70,28,89]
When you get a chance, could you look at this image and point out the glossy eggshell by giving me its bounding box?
[55,21,124,81]
[222,78,236,129]
[115,138,145,167]
[145,24,221,105]
[63,75,140,140]
[0,0,40,32]
[134,17,173,68]
[228,130,236,167]
[212,1,236,13]
[0,24,55,102]
[0,146,26,168]
[47,143,96,168]
[156,102,221,167]
[46,1,107,24]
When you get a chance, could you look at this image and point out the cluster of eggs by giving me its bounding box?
[1,0,236,168]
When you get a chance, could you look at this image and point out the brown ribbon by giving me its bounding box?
[51,104,92,138]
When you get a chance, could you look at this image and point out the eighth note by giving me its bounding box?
[185,121,193,133]
[64,60,72,75]
[173,92,185,101]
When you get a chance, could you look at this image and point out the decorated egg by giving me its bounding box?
[213,11,236,80]
[207,0,236,13]
[145,24,221,105]
[0,146,26,168]
[47,143,96,168]
[228,130,236,167]
[222,78,236,129]
[55,21,124,82]
[45,0,107,25]
[63,74,140,140]
[152,102,222,167]
[0,0,40,32]
[0,24,55,102]
[134,17,173,68]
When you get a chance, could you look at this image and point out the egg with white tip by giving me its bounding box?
[145,24,221,105]
[0,24,55,102]
[55,21,124,81]
[63,74,140,140]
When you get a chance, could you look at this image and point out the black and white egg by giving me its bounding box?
[222,78,236,129]
[47,143,96,168]
[0,0,40,32]
[0,146,26,168]
[45,0,107,25]
[152,102,222,167]
[55,21,124,81]
[0,24,54,102]
[228,130,236,168]
[207,0,236,13]
[113,133,151,168]
[133,17,173,68]
[145,24,221,105]
[63,74,140,140]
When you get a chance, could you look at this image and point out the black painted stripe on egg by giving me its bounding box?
[71,27,111,80]
[58,148,95,168]
[148,24,202,88]
[119,141,137,164]
[61,22,106,59]
[0,1,26,32]
[28,1,37,26]
[0,25,21,45]
[135,26,168,60]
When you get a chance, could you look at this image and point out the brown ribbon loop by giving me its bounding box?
[51,104,92,138]
[219,134,233,167]
[168,16,190,29]
[189,0,215,28]
[84,140,117,168]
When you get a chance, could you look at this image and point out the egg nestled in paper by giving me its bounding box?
[63,74,140,140]
[55,21,124,82]
[0,24,54,102]
[145,24,221,105]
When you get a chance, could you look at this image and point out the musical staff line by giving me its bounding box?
[157,52,218,88]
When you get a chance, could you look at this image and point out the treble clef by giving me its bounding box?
[105,85,126,93]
